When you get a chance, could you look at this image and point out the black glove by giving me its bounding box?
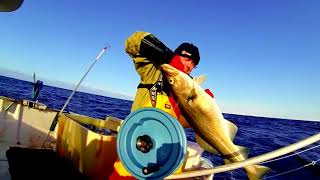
[140,34,174,64]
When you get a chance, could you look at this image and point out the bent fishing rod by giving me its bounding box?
[42,46,109,146]
[165,133,320,179]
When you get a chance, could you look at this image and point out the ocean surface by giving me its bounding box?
[0,75,319,180]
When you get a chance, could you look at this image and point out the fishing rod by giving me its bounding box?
[41,46,109,147]
[166,132,320,179]
[49,46,109,131]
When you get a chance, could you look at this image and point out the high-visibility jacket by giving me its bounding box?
[125,31,191,127]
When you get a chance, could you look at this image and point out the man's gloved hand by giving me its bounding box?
[205,89,214,98]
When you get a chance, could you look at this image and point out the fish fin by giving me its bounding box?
[189,88,197,99]
[246,165,270,180]
[224,119,238,141]
[224,159,232,165]
[195,134,219,154]
[235,145,249,159]
[187,88,197,105]
[193,75,206,85]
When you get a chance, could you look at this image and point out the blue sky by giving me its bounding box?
[0,0,319,121]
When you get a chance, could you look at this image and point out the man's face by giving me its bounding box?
[178,56,196,74]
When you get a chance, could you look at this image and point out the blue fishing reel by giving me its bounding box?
[117,108,187,179]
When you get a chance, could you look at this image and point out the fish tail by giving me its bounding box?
[245,164,270,180]
[222,146,270,179]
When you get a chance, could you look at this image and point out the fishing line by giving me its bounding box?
[41,46,109,147]
[263,158,320,179]
[260,144,320,164]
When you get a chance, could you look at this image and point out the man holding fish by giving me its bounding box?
[110,31,269,180]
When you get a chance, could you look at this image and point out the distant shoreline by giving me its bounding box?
[0,69,134,101]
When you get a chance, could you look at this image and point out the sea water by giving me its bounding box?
[1,75,319,180]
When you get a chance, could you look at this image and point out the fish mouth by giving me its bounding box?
[161,64,179,77]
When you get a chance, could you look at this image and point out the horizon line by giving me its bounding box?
[0,69,318,122]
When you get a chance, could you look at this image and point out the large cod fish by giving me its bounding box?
[161,64,269,180]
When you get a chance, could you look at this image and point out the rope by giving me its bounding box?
[261,144,320,164]
[263,158,320,179]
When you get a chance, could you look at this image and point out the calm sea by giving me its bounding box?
[0,75,319,180]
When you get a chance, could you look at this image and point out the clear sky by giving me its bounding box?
[0,0,319,121]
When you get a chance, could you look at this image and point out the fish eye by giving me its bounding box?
[169,78,174,84]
